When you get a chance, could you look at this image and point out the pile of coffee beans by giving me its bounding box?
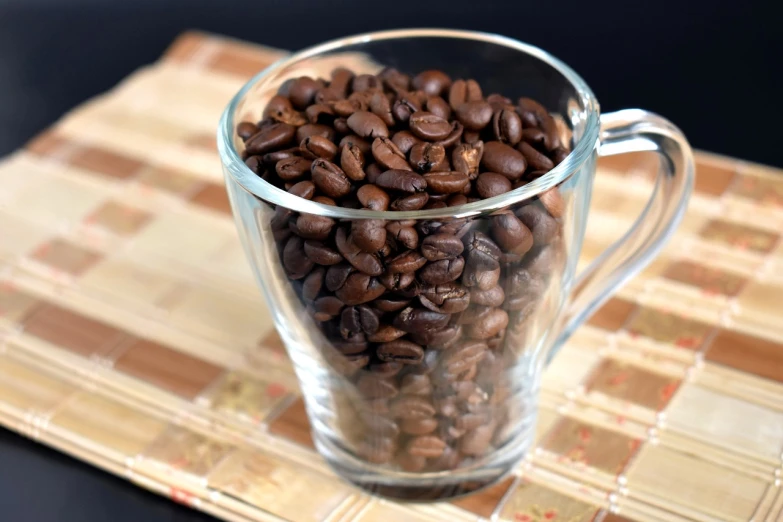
[237,66,568,473]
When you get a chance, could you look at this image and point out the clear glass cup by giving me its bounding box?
[218,29,694,501]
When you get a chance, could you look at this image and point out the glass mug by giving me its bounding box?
[218,29,694,500]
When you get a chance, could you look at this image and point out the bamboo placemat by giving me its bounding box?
[0,31,782,522]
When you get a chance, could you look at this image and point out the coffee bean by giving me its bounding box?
[398,418,437,437]
[339,134,371,155]
[459,425,494,456]
[491,213,533,254]
[351,219,386,252]
[406,435,446,458]
[467,308,508,339]
[552,147,569,165]
[237,121,259,140]
[299,135,337,161]
[305,103,335,124]
[423,172,469,194]
[262,147,299,166]
[481,141,527,181]
[294,213,334,240]
[304,240,342,265]
[375,297,412,312]
[448,79,482,110]
[476,172,512,198]
[464,232,501,263]
[392,96,420,124]
[346,111,389,139]
[517,141,554,171]
[357,374,398,402]
[390,192,428,211]
[487,93,513,111]
[377,340,424,364]
[419,284,470,314]
[391,131,421,154]
[302,267,324,301]
[372,137,411,171]
[296,123,335,144]
[515,204,558,245]
[492,109,523,145]
[311,159,351,198]
[436,121,464,148]
[336,144,365,181]
[356,184,390,211]
[379,270,415,292]
[409,324,461,347]
[370,361,405,378]
[393,306,450,333]
[368,90,395,127]
[455,101,493,131]
[286,77,320,109]
[379,67,411,92]
[450,141,484,181]
[368,325,407,343]
[388,250,427,274]
[419,257,465,285]
[399,373,432,396]
[335,272,386,305]
[409,112,453,141]
[336,228,384,276]
[421,234,465,261]
[517,97,549,128]
[314,296,344,317]
[463,130,481,144]
[425,96,451,121]
[262,95,293,117]
[245,123,296,155]
[325,263,354,292]
[283,236,314,280]
[470,286,505,307]
[539,188,565,218]
[373,169,427,193]
[385,221,418,250]
[390,395,436,419]
[288,180,315,199]
[408,142,445,174]
[412,70,451,96]
[244,155,264,174]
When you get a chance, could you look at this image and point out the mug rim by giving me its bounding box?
[217,28,600,220]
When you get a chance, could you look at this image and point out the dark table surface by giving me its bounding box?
[0,0,780,520]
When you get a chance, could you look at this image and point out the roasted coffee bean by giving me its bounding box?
[305,103,335,123]
[237,121,259,140]
[475,172,512,198]
[455,101,493,131]
[300,135,337,160]
[314,296,344,317]
[517,97,549,128]
[388,250,427,274]
[419,284,470,314]
[346,111,389,139]
[481,141,527,181]
[394,306,450,333]
[372,137,411,171]
[311,159,351,198]
[409,112,453,141]
[442,340,487,378]
[521,127,548,151]
[552,147,569,165]
[379,67,411,92]
[335,272,386,305]
[370,361,404,377]
[262,147,299,166]
[419,257,465,285]
[412,70,451,96]
[448,79,482,110]
[282,236,314,280]
[351,219,386,252]
[410,324,461,347]
[296,123,335,144]
[304,240,342,265]
[459,425,494,456]
[349,73,379,93]
[390,395,436,419]
[313,196,336,206]
[325,263,354,292]
[400,418,438,437]
[244,155,264,174]
[447,194,468,206]
[406,435,446,458]
[377,340,425,364]
[463,130,481,144]
[464,231,501,264]
[262,95,293,117]
[331,99,364,118]
[491,213,533,254]
[391,130,421,154]
[392,96,420,124]
[379,270,416,292]
[386,221,419,250]
[293,213,334,240]
[517,141,554,171]
[467,308,508,339]
[421,234,465,261]
[357,184,390,211]
[487,93,513,111]
[390,192,429,211]
[339,134,371,155]
[425,96,451,121]
[374,170,427,193]
[375,297,412,312]
[302,267,324,301]
[357,374,398,400]
[336,228,384,276]
[470,285,505,307]
[288,180,316,199]
[333,334,367,353]
[436,121,464,148]
[245,123,296,155]
[274,157,311,181]
[423,171,469,194]
[539,188,565,218]
[451,141,484,180]
[409,142,445,174]
[492,109,523,145]
[339,143,366,181]
[367,90,394,127]
[285,76,320,109]
[399,373,433,396]
[515,204,558,245]
[368,325,407,342]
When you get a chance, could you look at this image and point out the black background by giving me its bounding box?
[0,0,780,520]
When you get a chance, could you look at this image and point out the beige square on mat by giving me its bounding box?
[0,285,40,329]
[0,213,51,263]
[354,503,438,522]
[0,355,78,413]
[624,445,768,521]
[127,211,231,265]
[139,426,234,480]
[208,449,352,522]
[666,383,783,462]
[6,175,107,229]
[736,280,783,319]
[80,258,179,310]
[200,371,291,424]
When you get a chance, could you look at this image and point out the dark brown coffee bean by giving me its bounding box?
[325,263,354,292]
[386,222,418,250]
[421,234,465,261]
[425,96,451,121]
[521,127,548,151]
[262,95,293,117]
[462,130,481,144]
[491,213,533,254]
[399,418,438,437]
[481,141,527,181]
[429,446,460,471]
[338,143,365,181]
[244,155,264,174]
[370,361,404,377]
[288,180,315,199]
[375,297,412,312]
[459,425,494,456]
[412,70,451,96]
[351,219,386,252]
[446,194,467,207]
[245,123,296,155]
[539,188,565,218]
[237,121,259,140]
[284,76,319,109]
[364,163,382,184]
[313,196,336,206]
[436,121,464,148]
[262,147,299,166]
[346,111,389,139]
[391,95,419,124]
[455,412,490,432]
[302,267,324,301]
[487,93,513,111]
[464,231,501,265]
[293,214,334,240]
[296,123,335,144]
[299,135,337,161]
[304,240,342,265]
[332,98,365,119]
[408,142,445,174]
[467,308,508,339]
[368,90,395,127]
[311,159,351,198]
[410,324,461,347]
[349,74,378,93]
[379,67,411,92]
[379,270,415,292]
[371,137,411,171]
[282,236,314,280]
[442,340,487,377]
[390,192,429,211]
[517,141,554,172]
[406,436,446,458]
[342,304,379,335]
[368,325,407,343]
[390,130,421,155]
[362,414,399,440]
[492,109,523,145]
[423,172,469,194]
[390,395,436,419]
[314,296,344,317]
[356,184,390,211]
[552,147,569,165]
[374,170,427,193]
[455,101,493,131]
[377,340,424,364]
[357,374,398,399]
[393,306,450,333]
[305,103,335,124]
[517,97,549,128]
[470,286,505,307]
[409,112,453,141]
[388,250,427,274]
[339,134,371,155]
[335,272,386,305]
[273,157,311,181]
[419,257,465,285]
[419,284,470,314]
[335,228,384,276]
[399,373,432,396]
[448,79,482,110]
[357,437,395,464]
[475,172,512,199]
[515,204,558,245]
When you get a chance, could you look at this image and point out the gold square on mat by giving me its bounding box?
[626,306,715,351]
[140,426,234,479]
[0,284,41,328]
[0,354,78,413]
[624,445,767,521]
[128,212,230,266]
[584,359,680,411]
[540,417,641,476]
[208,450,351,521]
[7,175,107,228]
[201,371,291,424]
[736,280,783,318]
[85,202,152,236]
[80,259,179,309]
[498,479,599,522]
[699,219,780,254]
[661,260,747,297]
[29,239,102,277]
[23,304,127,357]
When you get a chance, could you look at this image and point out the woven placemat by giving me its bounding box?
[0,31,782,522]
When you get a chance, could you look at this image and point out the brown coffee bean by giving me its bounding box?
[412,70,451,96]
[337,143,365,181]
[311,159,351,198]
[388,250,427,274]
[370,361,404,378]
[423,171,469,194]
[351,219,386,252]
[459,425,494,456]
[455,101,493,131]
[262,147,299,166]
[441,339,487,378]
[410,324,461,347]
[391,130,421,154]
[245,123,296,155]
[282,236,314,280]
[539,188,565,218]
[392,96,420,124]
[517,97,549,128]
[405,435,446,458]
[436,121,464,148]
[409,112,453,141]
[399,373,432,396]
[335,272,385,305]
[283,76,318,109]
[237,121,259,140]
[368,325,407,343]
[262,95,293,117]
[491,213,533,254]
[336,228,384,276]
[463,130,481,144]
[448,79,482,110]
[482,141,527,181]
[492,109,523,145]
[379,67,410,92]
[476,172,512,198]
[384,221,417,248]
[399,418,438,437]
[346,111,389,139]
[421,234,465,261]
[517,141,554,172]
[274,157,311,181]
[409,142,446,174]
[552,147,569,165]
[487,93,513,111]
[288,180,315,199]
[390,395,436,419]
[515,204,558,245]
[450,141,483,180]
[304,240,342,265]
[296,123,335,144]
[331,99,363,119]
[377,340,424,364]
[419,284,470,314]
[305,103,335,124]
[390,192,428,211]
[375,297,412,312]
[374,170,427,193]
[367,90,395,127]
[357,375,398,401]
[302,267,324,301]
[372,137,411,171]
[467,308,508,339]
[356,184,390,211]
[339,134,371,155]
[244,155,264,174]
[313,296,344,318]
[299,135,337,161]
[470,286,505,307]
[419,257,465,285]
[393,306,450,333]
[293,214,334,240]
[379,270,415,292]
[425,96,451,121]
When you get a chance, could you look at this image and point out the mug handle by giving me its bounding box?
[549,109,695,360]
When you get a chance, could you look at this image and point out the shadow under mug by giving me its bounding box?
[218,29,694,501]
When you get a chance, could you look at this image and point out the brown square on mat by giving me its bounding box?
[451,476,515,518]
[163,31,208,63]
[258,330,287,357]
[699,219,780,254]
[268,398,314,449]
[189,184,232,215]
[661,260,748,297]
[693,160,737,196]
[587,298,636,332]
[601,514,637,522]
[69,145,145,180]
[0,284,41,326]
[113,338,223,399]
[540,417,641,476]
[596,151,659,178]
[86,202,152,236]
[25,132,69,156]
[730,173,783,207]
[705,329,783,383]
[184,133,219,153]
[136,167,204,196]
[209,47,281,79]
[498,479,599,522]
[585,359,681,411]
[30,239,101,276]
[626,306,715,351]
[24,304,126,357]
